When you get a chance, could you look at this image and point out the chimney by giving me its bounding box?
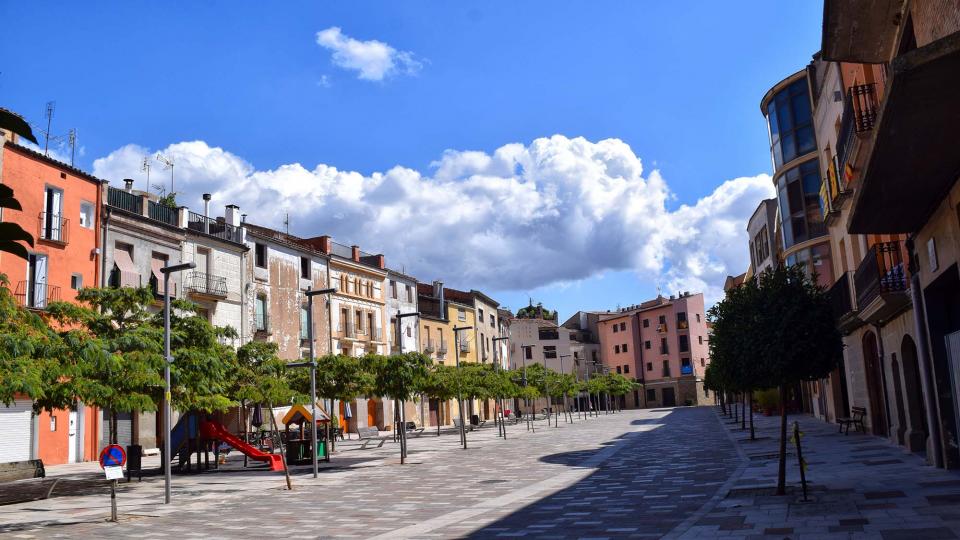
[375,254,385,269]
[203,193,211,217]
[316,235,331,254]
[225,204,241,227]
[123,178,134,192]
[351,245,360,262]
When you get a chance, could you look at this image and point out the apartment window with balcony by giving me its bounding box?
[300,257,310,279]
[678,335,689,353]
[646,362,653,372]
[79,201,94,229]
[765,77,815,170]
[643,318,649,328]
[681,358,692,375]
[367,313,376,340]
[615,345,620,354]
[677,312,686,324]
[254,294,268,332]
[255,243,267,268]
[624,364,630,374]
[300,305,309,340]
[658,315,666,325]
[662,360,670,377]
[619,322,626,331]
[42,186,65,242]
[622,343,628,353]
[390,280,397,299]
[644,340,651,350]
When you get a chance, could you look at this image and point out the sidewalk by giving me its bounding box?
[679,408,960,539]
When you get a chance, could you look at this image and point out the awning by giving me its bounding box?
[151,258,167,296]
[848,31,960,233]
[113,249,140,288]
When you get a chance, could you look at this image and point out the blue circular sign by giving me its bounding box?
[99,444,126,468]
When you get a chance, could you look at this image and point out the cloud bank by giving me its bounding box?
[92,136,773,303]
[316,27,422,81]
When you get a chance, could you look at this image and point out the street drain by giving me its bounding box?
[479,479,507,484]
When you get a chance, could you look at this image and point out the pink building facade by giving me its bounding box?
[598,292,711,408]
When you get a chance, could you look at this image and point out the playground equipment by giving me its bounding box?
[280,403,331,464]
[200,419,284,471]
[164,413,284,473]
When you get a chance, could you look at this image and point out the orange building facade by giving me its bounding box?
[0,136,103,465]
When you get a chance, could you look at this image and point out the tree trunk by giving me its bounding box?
[749,392,755,440]
[741,393,747,430]
[268,401,293,491]
[776,384,788,496]
[110,410,118,445]
[240,399,249,468]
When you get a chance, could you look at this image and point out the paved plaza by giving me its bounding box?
[2,406,960,539]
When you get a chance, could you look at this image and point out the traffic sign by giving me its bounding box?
[99,444,126,468]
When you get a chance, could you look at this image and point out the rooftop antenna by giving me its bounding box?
[156,152,175,195]
[67,128,77,166]
[43,101,55,155]
[283,212,290,234]
[141,156,151,193]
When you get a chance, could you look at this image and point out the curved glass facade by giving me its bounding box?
[777,159,826,248]
[765,78,816,171]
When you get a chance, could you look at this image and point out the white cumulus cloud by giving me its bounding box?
[316,27,422,81]
[92,136,773,304]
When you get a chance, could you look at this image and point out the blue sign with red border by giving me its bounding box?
[99,444,126,468]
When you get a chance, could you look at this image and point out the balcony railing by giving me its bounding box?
[855,241,907,309]
[187,212,243,243]
[370,327,382,342]
[338,323,357,339]
[459,339,470,353]
[14,281,60,309]
[657,323,667,333]
[184,271,228,298]
[106,186,143,214]
[836,83,879,189]
[660,345,669,355]
[422,339,435,353]
[829,271,856,320]
[437,342,448,355]
[148,201,179,227]
[38,212,68,244]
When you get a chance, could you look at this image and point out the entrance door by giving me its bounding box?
[0,400,33,462]
[428,399,439,426]
[68,411,78,463]
[366,399,378,429]
[662,387,677,407]
[863,331,889,436]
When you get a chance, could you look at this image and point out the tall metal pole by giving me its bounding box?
[163,269,171,505]
[307,288,318,479]
[453,327,468,449]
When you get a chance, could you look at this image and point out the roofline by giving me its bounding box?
[4,141,105,186]
[759,69,808,114]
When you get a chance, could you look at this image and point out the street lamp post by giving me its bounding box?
[558,354,572,424]
[395,310,419,463]
[453,325,473,449]
[519,345,534,432]
[493,336,510,439]
[161,260,195,505]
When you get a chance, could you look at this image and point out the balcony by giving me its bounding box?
[338,323,357,340]
[677,320,689,330]
[854,242,911,325]
[422,339,435,353]
[828,271,864,334]
[148,201,179,227]
[370,327,382,342]
[659,346,669,356]
[187,212,243,244]
[14,281,60,310]
[437,342,448,355]
[849,32,960,233]
[38,212,68,244]
[459,339,470,353]
[184,271,228,299]
[835,83,879,190]
[656,323,667,333]
[106,186,143,214]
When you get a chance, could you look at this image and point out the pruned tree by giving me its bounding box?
[369,352,430,463]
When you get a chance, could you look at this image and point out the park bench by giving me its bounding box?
[838,406,867,434]
[0,459,45,482]
[356,426,388,449]
[404,421,425,438]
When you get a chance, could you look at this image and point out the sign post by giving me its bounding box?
[99,445,126,522]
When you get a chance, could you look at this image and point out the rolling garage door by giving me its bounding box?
[101,410,133,447]
[0,400,33,463]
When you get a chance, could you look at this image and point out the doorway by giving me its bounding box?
[662,387,677,407]
[862,331,889,436]
[923,264,960,469]
[68,410,78,463]
[366,398,378,429]
[891,354,907,445]
[900,335,928,453]
[428,399,439,427]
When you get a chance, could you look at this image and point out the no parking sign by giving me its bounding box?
[99,444,126,468]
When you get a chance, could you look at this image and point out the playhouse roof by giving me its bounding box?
[281,403,331,426]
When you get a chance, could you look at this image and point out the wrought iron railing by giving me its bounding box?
[106,186,143,214]
[148,201,178,226]
[184,271,228,298]
[836,83,879,189]
[187,212,243,243]
[855,241,907,309]
[338,323,357,339]
[829,271,857,320]
[38,212,68,243]
[13,280,60,309]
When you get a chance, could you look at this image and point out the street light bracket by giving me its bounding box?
[160,262,196,274]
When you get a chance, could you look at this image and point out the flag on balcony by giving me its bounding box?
[844,162,856,183]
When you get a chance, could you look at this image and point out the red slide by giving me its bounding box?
[200,420,284,471]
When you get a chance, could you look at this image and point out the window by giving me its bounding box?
[765,77,815,170]
[79,201,94,229]
[619,322,626,331]
[457,308,466,321]
[681,358,692,375]
[26,253,49,308]
[50,416,57,431]
[42,186,64,241]
[71,273,83,290]
[660,337,668,354]
[544,345,557,359]
[612,324,618,333]
[524,347,532,360]
[300,257,310,279]
[646,389,656,402]
[614,345,620,354]
[696,313,701,323]
[644,340,651,350]
[698,336,703,345]
[490,314,495,327]
[479,308,484,323]
[538,328,559,340]
[646,362,653,372]
[616,366,622,374]
[255,243,267,268]
[622,343,628,353]
[678,335,689,353]
[624,364,630,374]
[406,327,412,337]
[700,358,705,367]
[390,280,397,299]
[677,312,687,323]
[662,360,670,377]
[300,305,309,340]
[643,319,649,328]
[658,315,666,325]
[776,159,825,248]
[255,295,267,331]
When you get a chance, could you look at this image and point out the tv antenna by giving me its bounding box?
[43,101,55,155]
[67,128,77,166]
[283,212,290,234]
[141,156,151,193]
[155,152,175,195]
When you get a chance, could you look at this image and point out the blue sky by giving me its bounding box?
[1,2,823,319]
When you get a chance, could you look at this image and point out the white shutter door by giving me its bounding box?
[33,256,48,308]
[0,400,33,462]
